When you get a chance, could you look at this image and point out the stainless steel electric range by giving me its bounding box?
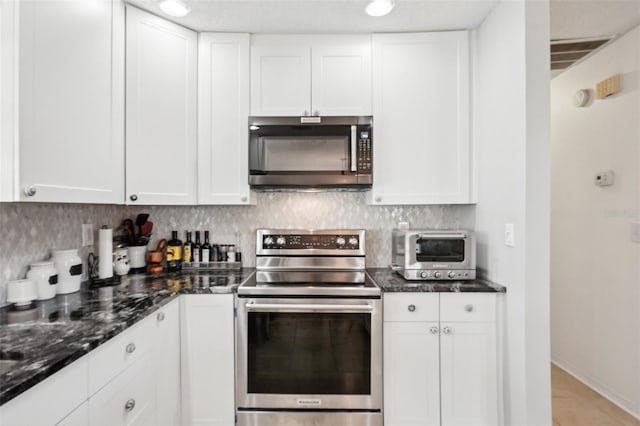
[236,229,382,426]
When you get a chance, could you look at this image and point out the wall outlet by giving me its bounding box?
[504,223,515,247]
[82,224,94,246]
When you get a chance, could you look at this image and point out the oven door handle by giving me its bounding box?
[418,233,467,239]
[245,302,373,313]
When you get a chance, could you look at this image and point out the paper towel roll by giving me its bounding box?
[98,227,113,279]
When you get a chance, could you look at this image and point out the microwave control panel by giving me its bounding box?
[357,128,372,174]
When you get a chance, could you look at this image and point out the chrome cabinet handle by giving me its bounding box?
[464,304,474,312]
[407,304,416,312]
[442,326,452,335]
[24,186,37,197]
[241,195,248,202]
[126,343,136,353]
[313,110,319,116]
[374,196,382,203]
[157,312,165,321]
[430,326,439,334]
[129,194,138,202]
[303,110,309,116]
[124,399,136,411]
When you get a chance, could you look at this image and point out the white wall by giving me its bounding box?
[473,1,551,424]
[550,25,640,419]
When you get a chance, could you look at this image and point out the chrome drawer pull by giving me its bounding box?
[125,398,136,411]
[442,326,452,335]
[464,304,474,312]
[126,343,136,354]
[157,312,165,321]
[407,304,416,312]
[430,326,439,334]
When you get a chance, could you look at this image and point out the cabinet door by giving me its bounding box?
[89,353,157,426]
[0,0,18,201]
[17,0,125,204]
[370,31,471,205]
[0,357,88,426]
[250,37,311,116]
[180,294,234,426]
[439,322,499,426]
[154,299,181,426]
[383,321,441,426]
[311,37,372,116]
[198,33,254,205]
[125,6,197,205]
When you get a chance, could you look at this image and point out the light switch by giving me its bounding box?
[504,223,515,247]
[631,222,640,243]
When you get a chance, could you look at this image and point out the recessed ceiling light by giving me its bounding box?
[159,0,191,17]
[366,0,395,17]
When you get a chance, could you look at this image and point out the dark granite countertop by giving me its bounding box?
[367,268,507,293]
[0,268,254,406]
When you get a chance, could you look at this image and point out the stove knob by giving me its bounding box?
[348,237,358,246]
[433,271,442,279]
[448,271,456,279]
[276,236,286,246]
[264,236,274,246]
[420,271,428,279]
[336,237,346,247]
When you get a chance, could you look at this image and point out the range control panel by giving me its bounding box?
[262,233,360,250]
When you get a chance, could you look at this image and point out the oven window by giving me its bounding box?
[416,238,465,262]
[247,312,371,395]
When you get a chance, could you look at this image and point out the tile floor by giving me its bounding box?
[552,364,640,426]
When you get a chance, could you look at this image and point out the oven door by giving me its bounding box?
[236,296,382,411]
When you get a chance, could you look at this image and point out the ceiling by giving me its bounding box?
[127,0,640,76]
[128,0,640,37]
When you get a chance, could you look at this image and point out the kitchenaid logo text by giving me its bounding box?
[296,399,322,406]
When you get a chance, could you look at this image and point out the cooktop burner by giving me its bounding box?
[238,270,380,297]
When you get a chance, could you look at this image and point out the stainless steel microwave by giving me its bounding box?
[391,229,476,281]
[248,116,372,190]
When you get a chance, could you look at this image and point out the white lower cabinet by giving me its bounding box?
[180,294,235,426]
[87,298,180,426]
[383,293,501,426]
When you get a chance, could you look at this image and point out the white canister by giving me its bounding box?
[51,249,82,294]
[27,261,58,300]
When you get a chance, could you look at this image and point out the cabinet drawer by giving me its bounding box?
[440,293,496,322]
[88,352,156,426]
[88,313,155,395]
[384,293,439,322]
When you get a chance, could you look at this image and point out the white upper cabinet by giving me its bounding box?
[198,33,255,205]
[370,31,472,205]
[14,0,125,204]
[125,6,197,205]
[250,35,372,116]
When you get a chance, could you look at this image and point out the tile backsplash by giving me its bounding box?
[0,192,470,305]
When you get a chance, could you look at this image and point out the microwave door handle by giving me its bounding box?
[418,233,468,239]
[350,125,357,172]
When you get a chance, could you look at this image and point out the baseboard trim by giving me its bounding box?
[551,358,640,421]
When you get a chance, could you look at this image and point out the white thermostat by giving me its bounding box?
[595,170,614,187]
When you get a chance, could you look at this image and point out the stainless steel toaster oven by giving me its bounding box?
[391,229,476,280]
